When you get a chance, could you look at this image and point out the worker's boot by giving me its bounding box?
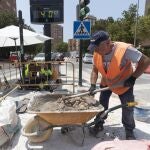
[89,124,104,137]
[125,129,136,140]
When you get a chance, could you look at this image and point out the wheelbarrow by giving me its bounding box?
[21,91,103,142]
[21,88,138,144]
[21,87,109,142]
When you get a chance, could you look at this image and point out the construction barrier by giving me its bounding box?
[0,61,75,93]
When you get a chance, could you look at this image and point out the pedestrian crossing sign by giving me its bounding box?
[73,21,91,39]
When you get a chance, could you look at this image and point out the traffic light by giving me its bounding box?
[79,0,90,20]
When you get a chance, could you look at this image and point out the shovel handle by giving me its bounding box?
[0,85,19,102]
[62,83,124,101]
[63,87,110,100]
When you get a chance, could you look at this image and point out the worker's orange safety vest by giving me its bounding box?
[93,42,133,95]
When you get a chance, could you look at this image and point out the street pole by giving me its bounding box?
[18,10,24,62]
[77,0,90,86]
[18,10,25,82]
[78,1,83,86]
[44,24,51,61]
[79,39,83,86]
[44,24,52,72]
[134,0,139,47]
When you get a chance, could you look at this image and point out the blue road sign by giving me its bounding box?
[73,21,91,39]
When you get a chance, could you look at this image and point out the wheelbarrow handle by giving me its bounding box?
[87,102,138,127]
[100,102,138,118]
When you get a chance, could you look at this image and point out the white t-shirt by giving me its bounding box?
[102,45,142,71]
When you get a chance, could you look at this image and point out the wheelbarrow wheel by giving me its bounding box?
[22,116,53,143]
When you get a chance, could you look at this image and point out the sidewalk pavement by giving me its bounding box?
[1,65,150,150]
[3,89,150,150]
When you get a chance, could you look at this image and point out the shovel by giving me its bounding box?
[0,85,19,102]
[62,87,110,101]
[62,82,124,101]
[0,65,10,88]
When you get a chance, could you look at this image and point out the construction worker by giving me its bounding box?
[25,62,38,78]
[88,30,150,140]
[40,65,52,82]
[25,63,30,77]
[24,62,38,85]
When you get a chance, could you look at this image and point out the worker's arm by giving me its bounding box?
[88,65,99,95]
[132,54,150,78]
[90,65,98,84]
[124,54,150,87]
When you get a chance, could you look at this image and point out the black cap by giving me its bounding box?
[88,30,109,52]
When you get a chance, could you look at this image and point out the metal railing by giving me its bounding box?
[0,61,75,93]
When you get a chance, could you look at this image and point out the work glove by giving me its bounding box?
[88,84,96,96]
[124,76,136,87]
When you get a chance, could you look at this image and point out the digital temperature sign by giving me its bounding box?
[30,0,64,24]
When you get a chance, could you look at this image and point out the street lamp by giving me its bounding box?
[9,37,18,52]
[134,0,139,47]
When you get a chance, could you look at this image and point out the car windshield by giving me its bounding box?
[86,55,93,58]
[84,53,93,57]
[11,53,17,55]
[36,53,45,57]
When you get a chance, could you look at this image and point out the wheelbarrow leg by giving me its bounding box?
[81,124,86,146]
[61,124,86,146]
[61,126,70,134]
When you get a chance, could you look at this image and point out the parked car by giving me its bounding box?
[55,53,64,61]
[51,52,64,61]
[83,53,93,64]
[76,54,79,62]
[24,54,32,61]
[33,53,45,61]
[9,51,20,63]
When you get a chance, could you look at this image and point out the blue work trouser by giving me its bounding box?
[95,86,135,131]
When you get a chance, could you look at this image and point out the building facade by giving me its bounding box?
[142,0,150,47]
[145,0,150,15]
[68,39,80,51]
[85,15,97,26]
[0,0,16,13]
[51,24,63,51]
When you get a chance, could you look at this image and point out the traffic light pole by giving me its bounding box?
[78,1,83,86]
[78,39,83,86]
[78,0,90,86]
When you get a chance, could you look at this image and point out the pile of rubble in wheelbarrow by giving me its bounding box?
[28,93,101,112]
